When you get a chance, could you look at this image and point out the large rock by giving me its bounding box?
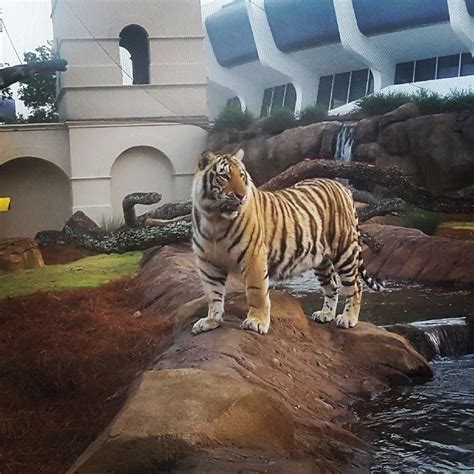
[378,102,420,130]
[70,244,433,472]
[362,223,474,285]
[208,121,342,186]
[378,121,411,156]
[354,116,381,145]
[69,369,295,473]
[0,238,45,272]
[406,113,474,193]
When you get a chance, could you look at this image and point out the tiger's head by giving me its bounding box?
[192,149,251,220]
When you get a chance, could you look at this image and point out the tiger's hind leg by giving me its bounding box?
[336,262,362,329]
[311,259,339,323]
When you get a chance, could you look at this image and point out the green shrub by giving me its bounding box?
[260,108,297,134]
[298,104,328,125]
[355,89,474,116]
[214,105,254,131]
[399,206,441,236]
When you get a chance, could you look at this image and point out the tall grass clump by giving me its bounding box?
[356,89,474,116]
[298,104,328,125]
[99,215,125,232]
[260,108,297,135]
[214,105,254,131]
[399,206,442,236]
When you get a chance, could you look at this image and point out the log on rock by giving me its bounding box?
[137,200,192,225]
[123,192,162,227]
[63,215,192,253]
[260,159,474,214]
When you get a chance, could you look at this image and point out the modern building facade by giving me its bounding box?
[203,0,474,118]
[0,0,208,239]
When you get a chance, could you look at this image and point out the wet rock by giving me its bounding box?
[462,114,474,144]
[378,102,420,130]
[385,324,438,361]
[361,223,474,286]
[406,113,474,193]
[354,116,381,145]
[69,369,295,473]
[0,238,45,272]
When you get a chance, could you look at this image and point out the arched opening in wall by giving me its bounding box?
[111,146,175,219]
[119,25,150,85]
[0,157,72,239]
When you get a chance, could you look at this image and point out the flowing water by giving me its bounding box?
[334,123,356,186]
[272,272,474,472]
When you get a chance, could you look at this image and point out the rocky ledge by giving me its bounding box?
[69,244,432,473]
[362,224,474,286]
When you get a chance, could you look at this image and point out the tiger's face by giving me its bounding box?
[193,149,251,219]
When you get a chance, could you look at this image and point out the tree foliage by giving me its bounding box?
[18,42,59,123]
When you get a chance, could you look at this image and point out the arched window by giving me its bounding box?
[119,25,150,85]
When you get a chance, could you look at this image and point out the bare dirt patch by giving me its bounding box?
[0,278,174,474]
[39,243,97,265]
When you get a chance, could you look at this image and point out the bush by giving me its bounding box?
[399,206,441,236]
[260,108,297,135]
[298,104,328,125]
[355,89,474,116]
[214,105,254,131]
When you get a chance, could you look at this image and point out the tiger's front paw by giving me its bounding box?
[335,313,358,329]
[241,317,270,335]
[311,309,336,323]
[192,316,222,335]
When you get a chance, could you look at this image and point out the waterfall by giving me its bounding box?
[334,123,356,162]
[412,317,473,358]
[334,123,356,185]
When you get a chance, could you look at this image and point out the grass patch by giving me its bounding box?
[355,89,474,116]
[399,207,442,236]
[0,252,141,300]
[214,105,255,131]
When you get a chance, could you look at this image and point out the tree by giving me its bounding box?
[17,42,59,123]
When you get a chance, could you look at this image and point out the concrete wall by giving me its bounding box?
[52,0,208,121]
[0,157,72,239]
[67,121,208,222]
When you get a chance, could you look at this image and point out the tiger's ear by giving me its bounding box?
[198,151,216,170]
[233,148,245,161]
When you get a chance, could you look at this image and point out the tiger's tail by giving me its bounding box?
[358,260,383,291]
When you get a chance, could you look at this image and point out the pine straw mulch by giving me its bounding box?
[0,277,174,473]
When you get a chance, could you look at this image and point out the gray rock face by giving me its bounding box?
[378,102,420,130]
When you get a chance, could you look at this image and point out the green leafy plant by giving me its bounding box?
[17,42,60,123]
[214,105,254,131]
[260,108,297,135]
[355,89,474,116]
[298,104,328,125]
[399,206,442,236]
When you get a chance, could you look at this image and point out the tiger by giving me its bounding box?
[191,148,381,336]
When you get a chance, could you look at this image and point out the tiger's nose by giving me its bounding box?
[234,191,245,201]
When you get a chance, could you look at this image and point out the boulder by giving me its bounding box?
[64,211,100,233]
[378,121,411,156]
[0,238,45,272]
[462,114,474,144]
[354,116,381,145]
[378,102,420,130]
[69,369,295,473]
[362,223,474,285]
[406,113,474,193]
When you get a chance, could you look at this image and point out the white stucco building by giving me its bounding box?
[0,0,208,239]
[203,0,474,118]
